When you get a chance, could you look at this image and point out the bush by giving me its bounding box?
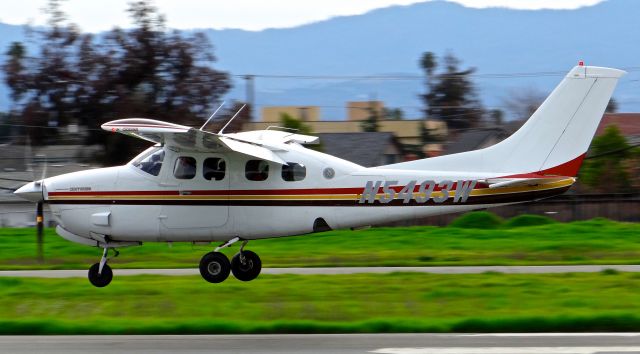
[449,211,503,229]
[504,214,558,228]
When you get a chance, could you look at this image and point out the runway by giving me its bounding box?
[1,264,640,278]
[1,333,639,354]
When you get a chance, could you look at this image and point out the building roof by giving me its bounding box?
[596,113,640,137]
[317,132,403,167]
[443,128,509,155]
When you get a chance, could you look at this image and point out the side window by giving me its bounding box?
[133,148,164,176]
[173,156,196,179]
[282,162,306,182]
[203,158,226,181]
[245,160,269,181]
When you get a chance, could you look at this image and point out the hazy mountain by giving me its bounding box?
[1,0,638,119]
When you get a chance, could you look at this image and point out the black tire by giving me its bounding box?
[231,250,262,282]
[88,263,113,288]
[199,252,231,283]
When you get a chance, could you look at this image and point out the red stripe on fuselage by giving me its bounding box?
[499,153,586,179]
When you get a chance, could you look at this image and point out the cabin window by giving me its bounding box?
[173,156,196,179]
[133,148,164,176]
[282,162,306,182]
[203,158,226,181]
[245,160,269,181]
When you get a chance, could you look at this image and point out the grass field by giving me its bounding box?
[1,271,640,334]
[0,216,639,270]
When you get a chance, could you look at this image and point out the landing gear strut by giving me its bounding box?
[198,238,262,283]
[88,247,118,287]
[231,241,262,282]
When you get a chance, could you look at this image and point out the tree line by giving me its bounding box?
[2,0,231,164]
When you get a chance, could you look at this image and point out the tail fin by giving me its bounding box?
[382,65,625,176]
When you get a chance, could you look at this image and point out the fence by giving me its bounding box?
[395,193,640,226]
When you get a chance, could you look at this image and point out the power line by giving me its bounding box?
[232,66,640,81]
[585,143,640,159]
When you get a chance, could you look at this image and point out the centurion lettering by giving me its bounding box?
[359,180,477,204]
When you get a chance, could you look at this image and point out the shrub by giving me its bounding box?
[449,211,503,229]
[504,214,558,228]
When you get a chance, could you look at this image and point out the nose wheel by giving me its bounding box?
[88,248,116,287]
[198,238,262,283]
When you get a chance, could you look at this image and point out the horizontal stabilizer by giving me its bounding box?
[485,177,575,189]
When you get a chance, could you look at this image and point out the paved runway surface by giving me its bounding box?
[1,333,640,354]
[1,265,640,278]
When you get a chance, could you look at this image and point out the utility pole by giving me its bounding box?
[36,202,43,263]
[244,75,255,121]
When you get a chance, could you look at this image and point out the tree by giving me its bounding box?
[3,42,28,104]
[502,87,546,121]
[419,51,483,132]
[3,0,230,163]
[383,107,404,120]
[579,125,631,192]
[279,113,322,151]
[360,101,380,132]
[606,98,618,113]
[280,113,313,135]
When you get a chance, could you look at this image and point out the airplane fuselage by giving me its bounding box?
[44,144,573,245]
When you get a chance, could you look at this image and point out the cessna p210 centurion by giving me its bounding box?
[15,64,625,287]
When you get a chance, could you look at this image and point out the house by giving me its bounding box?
[316,132,405,167]
[441,128,510,155]
[596,113,640,144]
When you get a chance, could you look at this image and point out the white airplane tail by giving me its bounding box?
[382,65,626,176]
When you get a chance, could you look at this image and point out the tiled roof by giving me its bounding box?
[443,128,509,155]
[317,132,400,167]
[596,113,640,137]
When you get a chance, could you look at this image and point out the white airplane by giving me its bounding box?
[15,64,624,287]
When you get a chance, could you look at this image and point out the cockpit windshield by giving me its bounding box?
[133,147,165,176]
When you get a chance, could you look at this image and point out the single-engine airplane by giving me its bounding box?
[15,64,624,287]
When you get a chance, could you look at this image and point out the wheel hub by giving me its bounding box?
[207,262,221,275]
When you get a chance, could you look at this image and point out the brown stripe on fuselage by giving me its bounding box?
[46,185,570,207]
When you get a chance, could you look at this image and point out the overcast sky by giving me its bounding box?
[0,0,604,32]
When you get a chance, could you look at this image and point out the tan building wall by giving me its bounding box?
[261,106,320,122]
[243,119,448,146]
[347,101,384,121]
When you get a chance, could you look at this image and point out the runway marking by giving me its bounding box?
[462,332,640,337]
[371,347,640,354]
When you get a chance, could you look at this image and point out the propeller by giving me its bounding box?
[13,141,48,263]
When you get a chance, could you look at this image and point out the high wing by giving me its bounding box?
[101,118,319,165]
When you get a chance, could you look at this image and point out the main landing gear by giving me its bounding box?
[199,237,262,284]
[88,247,119,287]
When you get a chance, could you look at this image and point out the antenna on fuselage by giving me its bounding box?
[218,104,246,135]
[199,101,226,131]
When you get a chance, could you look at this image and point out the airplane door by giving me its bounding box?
[159,155,229,233]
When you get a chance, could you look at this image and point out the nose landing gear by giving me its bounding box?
[88,247,118,287]
[198,238,262,284]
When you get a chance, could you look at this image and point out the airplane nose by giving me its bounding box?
[14,181,44,203]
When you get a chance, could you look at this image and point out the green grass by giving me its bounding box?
[0,217,639,270]
[1,272,640,334]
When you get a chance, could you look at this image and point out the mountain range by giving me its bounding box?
[1,0,638,119]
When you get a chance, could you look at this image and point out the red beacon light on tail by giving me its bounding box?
[578,60,585,66]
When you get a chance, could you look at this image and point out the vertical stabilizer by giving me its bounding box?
[381,65,625,176]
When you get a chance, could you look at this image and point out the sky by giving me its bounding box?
[0,0,604,32]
